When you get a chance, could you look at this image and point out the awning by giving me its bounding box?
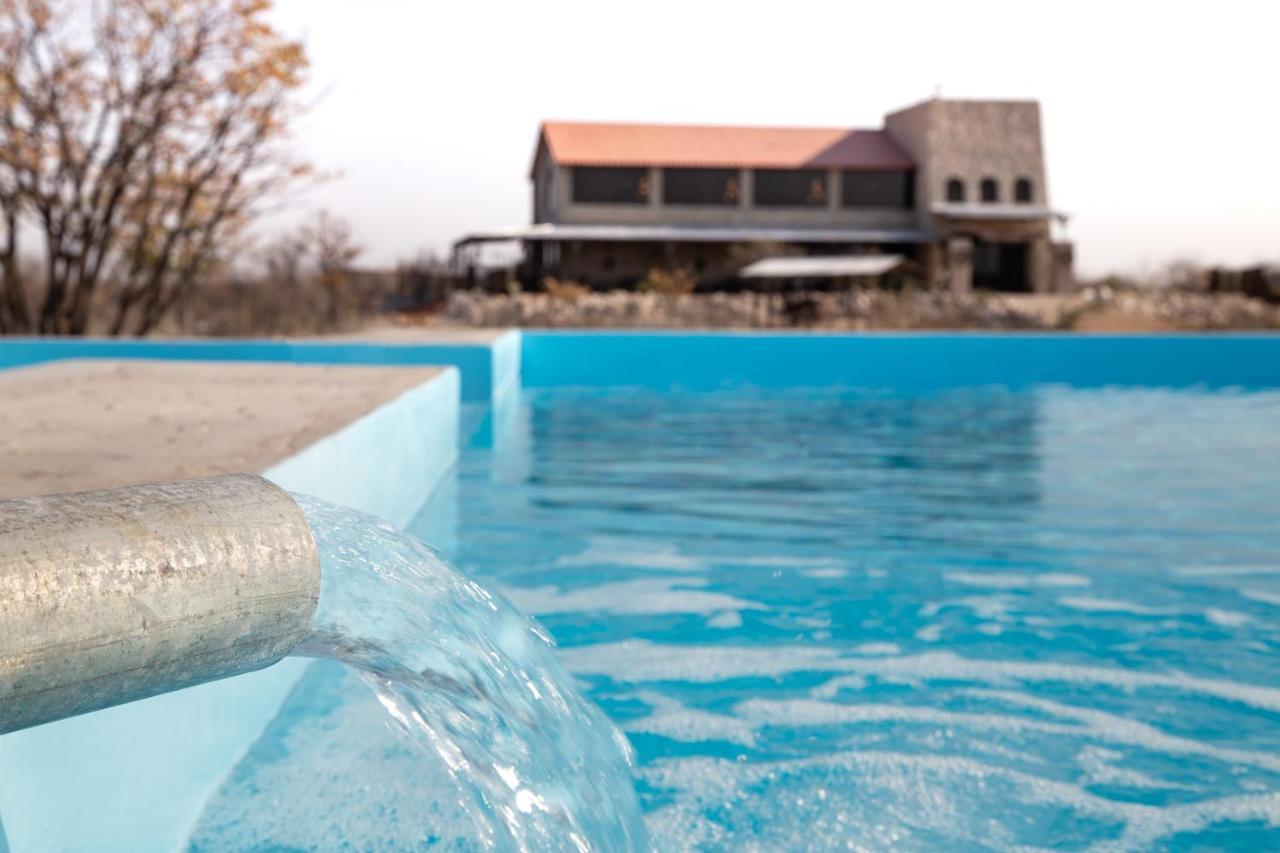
[739,254,904,279]
[453,223,929,249]
[930,203,1068,223]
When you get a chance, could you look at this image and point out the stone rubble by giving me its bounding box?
[445,288,1280,331]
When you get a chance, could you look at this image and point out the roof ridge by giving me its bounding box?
[540,119,885,134]
[536,122,915,171]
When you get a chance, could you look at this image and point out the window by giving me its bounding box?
[754,169,827,207]
[1014,177,1034,204]
[572,167,650,204]
[980,177,1000,203]
[663,168,740,206]
[946,178,966,203]
[842,170,914,209]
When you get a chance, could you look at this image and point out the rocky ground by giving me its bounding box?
[442,287,1280,332]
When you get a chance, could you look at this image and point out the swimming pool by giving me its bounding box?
[4,333,1280,850]
[420,382,1280,849]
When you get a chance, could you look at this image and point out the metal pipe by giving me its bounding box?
[0,474,321,734]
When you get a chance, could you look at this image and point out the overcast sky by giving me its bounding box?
[268,0,1278,278]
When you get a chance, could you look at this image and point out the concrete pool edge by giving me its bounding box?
[0,367,463,853]
[0,331,516,404]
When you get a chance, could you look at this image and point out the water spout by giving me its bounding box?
[0,475,321,734]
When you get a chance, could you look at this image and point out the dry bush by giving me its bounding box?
[541,277,591,302]
[638,267,698,296]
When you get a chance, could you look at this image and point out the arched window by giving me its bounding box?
[946,178,966,203]
[980,177,999,203]
[1014,177,1034,204]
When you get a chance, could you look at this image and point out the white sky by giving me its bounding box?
[268,0,1279,278]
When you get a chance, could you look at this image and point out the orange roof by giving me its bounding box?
[538,121,915,171]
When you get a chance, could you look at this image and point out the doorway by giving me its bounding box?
[972,240,1029,292]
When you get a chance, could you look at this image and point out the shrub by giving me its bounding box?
[542,277,591,302]
[638,267,698,296]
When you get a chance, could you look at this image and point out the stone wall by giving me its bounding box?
[444,288,1280,332]
[886,98,1048,216]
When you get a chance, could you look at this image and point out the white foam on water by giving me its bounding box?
[728,555,848,569]
[641,751,1280,852]
[921,594,1017,621]
[560,640,844,683]
[1058,597,1176,616]
[1242,589,1280,607]
[1076,746,1178,791]
[737,693,1280,775]
[851,642,901,656]
[498,577,766,617]
[914,625,944,642]
[826,652,1280,714]
[945,571,1092,589]
[1205,607,1253,628]
[800,567,849,579]
[623,692,758,748]
[560,641,1280,714]
[1100,792,1280,852]
[1174,565,1280,578]
[554,536,704,572]
[706,610,743,629]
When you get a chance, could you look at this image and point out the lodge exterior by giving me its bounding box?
[455,98,1073,293]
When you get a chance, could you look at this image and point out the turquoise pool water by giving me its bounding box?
[5,334,1280,851]
[420,384,1280,849]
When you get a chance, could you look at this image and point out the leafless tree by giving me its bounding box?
[0,0,311,335]
[302,210,361,330]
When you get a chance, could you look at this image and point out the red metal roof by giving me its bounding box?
[538,121,915,171]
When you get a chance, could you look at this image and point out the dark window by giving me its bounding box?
[1014,177,1034,204]
[981,177,1000,203]
[754,169,827,207]
[842,170,914,209]
[663,168,740,206]
[946,178,966,203]
[572,167,650,204]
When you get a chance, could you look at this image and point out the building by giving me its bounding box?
[454,98,1073,293]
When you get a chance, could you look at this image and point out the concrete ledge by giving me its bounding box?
[0,363,462,853]
[0,360,444,500]
[0,335,510,403]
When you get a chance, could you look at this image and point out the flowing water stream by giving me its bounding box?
[289,495,646,851]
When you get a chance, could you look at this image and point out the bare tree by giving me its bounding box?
[261,228,308,291]
[0,0,311,335]
[302,210,361,330]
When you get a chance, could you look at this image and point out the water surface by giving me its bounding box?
[423,385,1280,849]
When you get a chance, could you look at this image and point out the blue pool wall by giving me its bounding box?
[0,368,461,853]
[3,329,1280,851]
[521,331,1280,391]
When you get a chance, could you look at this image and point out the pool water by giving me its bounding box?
[418,384,1280,850]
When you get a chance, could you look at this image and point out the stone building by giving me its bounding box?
[454,97,1073,293]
